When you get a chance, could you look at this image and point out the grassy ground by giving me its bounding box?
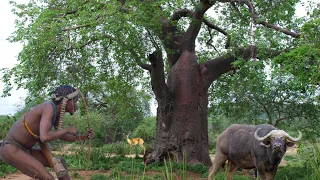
[0,143,317,180]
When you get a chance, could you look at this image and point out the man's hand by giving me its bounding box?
[66,125,78,136]
[84,128,94,140]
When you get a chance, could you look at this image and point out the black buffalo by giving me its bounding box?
[208,124,301,180]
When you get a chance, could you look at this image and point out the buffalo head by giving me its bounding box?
[254,128,302,154]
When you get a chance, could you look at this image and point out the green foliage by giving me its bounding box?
[273,45,320,85]
[63,111,108,146]
[2,0,156,100]
[3,0,317,105]
[298,141,320,179]
[0,161,17,178]
[102,142,127,157]
[63,109,150,146]
[132,116,156,142]
[0,116,16,136]
[89,173,108,180]
[209,56,320,137]
[162,160,173,180]
[70,171,83,179]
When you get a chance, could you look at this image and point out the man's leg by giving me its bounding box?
[31,147,71,180]
[38,142,67,178]
[0,143,55,180]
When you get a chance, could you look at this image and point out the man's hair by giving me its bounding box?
[51,85,78,104]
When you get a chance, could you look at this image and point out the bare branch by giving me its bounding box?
[258,21,301,38]
[203,18,230,49]
[182,1,217,52]
[206,27,220,55]
[274,117,290,127]
[203,18,227,36]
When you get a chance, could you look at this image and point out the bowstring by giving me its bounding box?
[68,70,92,170]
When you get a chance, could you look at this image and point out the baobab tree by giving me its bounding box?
[2,0,319,166]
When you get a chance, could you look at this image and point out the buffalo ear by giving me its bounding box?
[286,141,296,147]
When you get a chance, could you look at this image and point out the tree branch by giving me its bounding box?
[206,27,221,55]
[62,24,91,31]
[168,7,230,59]
[183,2,211,51]
[274,117,289,127]
[246,95,273,125]
[203,18,227,36]
[262,104,273,125]
[148,51,171,100]
[62,33,152,71]
[199,46,287,89]
[170,9,193,21]
[243,0,301,38]
[55,0,89,18]
[203,18,230,49]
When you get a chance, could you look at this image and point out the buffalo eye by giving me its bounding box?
[262,140,271,145]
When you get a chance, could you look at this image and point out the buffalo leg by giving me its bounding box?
[208,152,228,180]
[226,160,237,180]
[265,171,277,180]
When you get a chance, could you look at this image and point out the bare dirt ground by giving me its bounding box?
[0,169,207,180]
[0,146,297,180]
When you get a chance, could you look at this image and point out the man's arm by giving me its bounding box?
[59,128,94,142]
[59,133,87,142]
[39,103,77,143]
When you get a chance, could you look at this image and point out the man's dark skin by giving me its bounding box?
[0,96,94,180]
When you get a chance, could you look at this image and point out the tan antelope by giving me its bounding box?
[125,133,145,154]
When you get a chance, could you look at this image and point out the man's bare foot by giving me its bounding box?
[52,157,67,178]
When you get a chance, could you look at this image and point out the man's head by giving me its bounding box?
[51,85,79,114]
[51,85,80,130]
[51,85,79,104]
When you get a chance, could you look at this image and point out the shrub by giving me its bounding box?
[298,141,320,179]
[0,116,16,136]
[132,116,156,143]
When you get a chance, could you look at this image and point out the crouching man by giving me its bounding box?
[0,85,94,180]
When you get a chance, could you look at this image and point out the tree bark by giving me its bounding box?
[146,51,212,166]
[141,0,297,166]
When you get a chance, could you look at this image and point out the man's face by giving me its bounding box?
[67,97,79,115]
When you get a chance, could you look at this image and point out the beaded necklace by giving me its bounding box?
[22,113,39,139]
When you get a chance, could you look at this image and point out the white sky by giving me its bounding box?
[0,0,29,115]
[0,0,313,115]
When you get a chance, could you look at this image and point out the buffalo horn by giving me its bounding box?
[254,128,276,141]
[284,131,302,142]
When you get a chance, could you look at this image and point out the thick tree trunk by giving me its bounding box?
[146,51,212,166]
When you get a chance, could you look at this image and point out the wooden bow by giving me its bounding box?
[79,91,91,169]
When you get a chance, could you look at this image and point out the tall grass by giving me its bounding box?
[162,158,174,180]
[302,141,320,179]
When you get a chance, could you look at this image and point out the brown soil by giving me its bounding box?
[0,169,208,180]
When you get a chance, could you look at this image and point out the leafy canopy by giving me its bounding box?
[0,1,319,134]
